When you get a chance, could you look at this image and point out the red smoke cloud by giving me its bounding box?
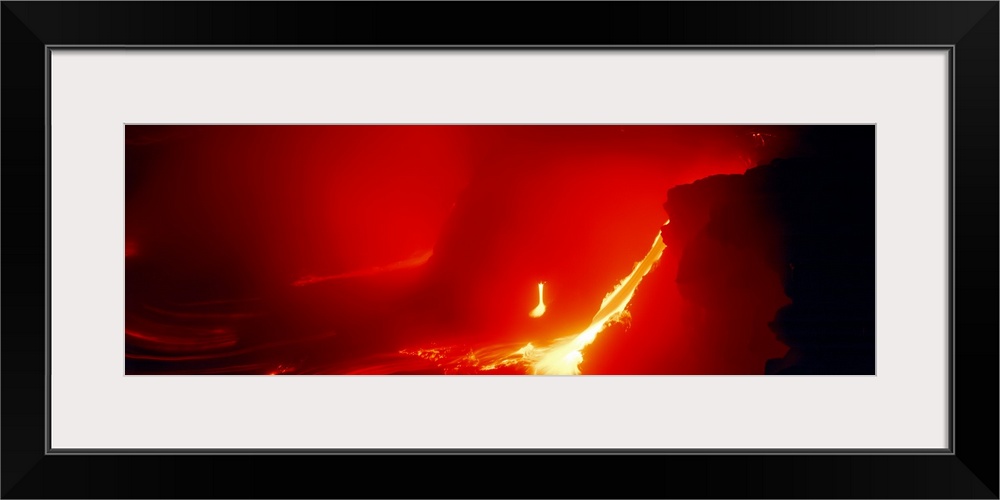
[126,125,809,374]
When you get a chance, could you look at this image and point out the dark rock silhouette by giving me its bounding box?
[583,126,875,374]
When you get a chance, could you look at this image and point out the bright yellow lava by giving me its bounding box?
[523,223,669,375]
[528,282,547,318]
[397,223,670,376]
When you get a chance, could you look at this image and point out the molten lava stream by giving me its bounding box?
[396,224,668,375]
[522,224,668,375]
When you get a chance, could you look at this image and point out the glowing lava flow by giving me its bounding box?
[396,223,669,375]
[525,224,668,375]
[529,282,547,318]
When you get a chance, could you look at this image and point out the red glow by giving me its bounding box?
[125,125,812,375]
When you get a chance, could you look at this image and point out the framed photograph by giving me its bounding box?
[3,2,996,498]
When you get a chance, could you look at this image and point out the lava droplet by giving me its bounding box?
[529,282,546,318]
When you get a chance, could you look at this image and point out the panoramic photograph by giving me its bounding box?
[125,124,875,375]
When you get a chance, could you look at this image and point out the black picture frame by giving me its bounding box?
[2,2,996,498]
